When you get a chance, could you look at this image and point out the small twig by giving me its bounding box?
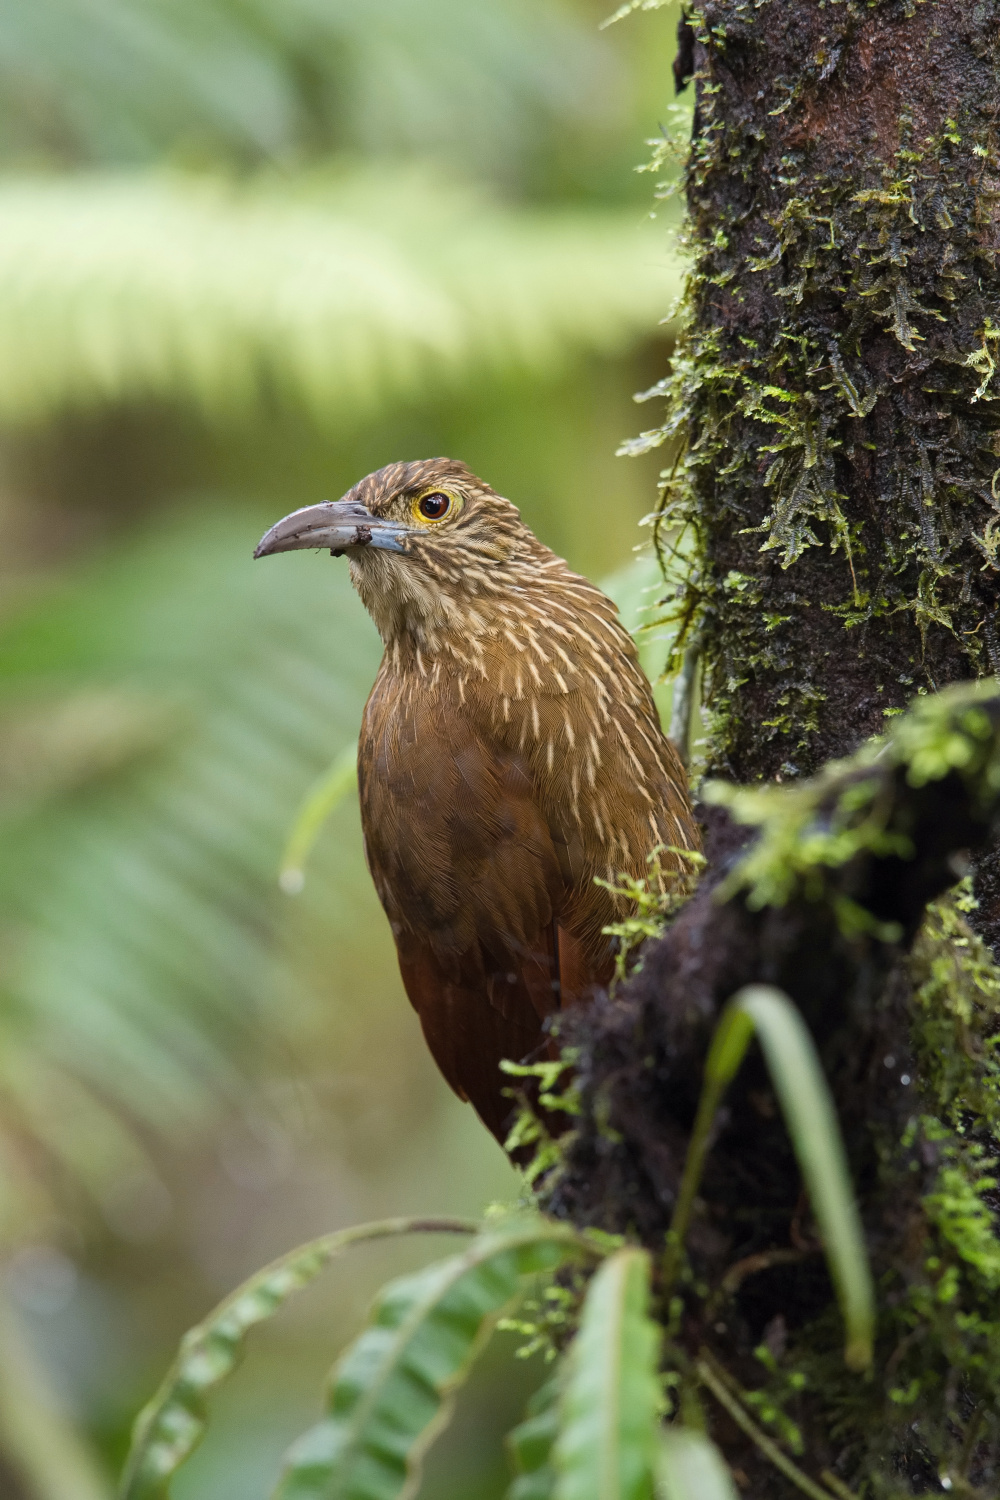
[668,644,699,765]
[703,1248,812,1323]
[820,1469,859,1500]
[696,1350,856,1500]
[958,1401,986,1482]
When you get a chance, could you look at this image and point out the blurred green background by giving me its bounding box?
[0,1,686,1495]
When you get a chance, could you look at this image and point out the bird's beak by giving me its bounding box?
[253,500,408,560]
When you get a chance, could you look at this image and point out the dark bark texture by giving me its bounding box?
[536,2,1000,1493]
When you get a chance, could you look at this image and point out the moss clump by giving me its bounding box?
[707,682,1000,913]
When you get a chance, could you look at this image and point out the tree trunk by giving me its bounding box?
[539,3,1000,1493]
[667,0,999,790]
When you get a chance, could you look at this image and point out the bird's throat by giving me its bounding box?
[348,551,457,648]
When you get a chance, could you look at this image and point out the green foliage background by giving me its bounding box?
[0,1,688,1496]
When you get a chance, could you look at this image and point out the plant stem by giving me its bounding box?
[0,1292,111,1500]
[668,645,699,765]
[696,1351,854,1500]
[661,1072,726,1293]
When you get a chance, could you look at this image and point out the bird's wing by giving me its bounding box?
[360,676,577,1138]
[557,921,615,1007]
[397,920,610,1145]
[395,933,552,1144]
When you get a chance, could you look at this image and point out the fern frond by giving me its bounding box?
[0,504,383,1240]
[0,0,613,171]
[0,170,681,425]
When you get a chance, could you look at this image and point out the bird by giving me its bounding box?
[255,459,700,1148]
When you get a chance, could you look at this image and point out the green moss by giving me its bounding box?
[705,682,1000,926]
[910,884,1000,1125]
[598,843,706,985]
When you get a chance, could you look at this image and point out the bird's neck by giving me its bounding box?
[349,551,457,648]
[349,532,560,656]
[357,550,629,722]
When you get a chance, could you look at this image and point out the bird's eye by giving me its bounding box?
[415,491,452,522]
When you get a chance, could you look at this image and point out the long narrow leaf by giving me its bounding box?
[727,987,874,1371]
[278,742,358,893]
[657,1429,738,1500]
[274,1220,584,1500]
[552,1248,661,1500]
[119,1216,478,1500]
[665,985,874,1372]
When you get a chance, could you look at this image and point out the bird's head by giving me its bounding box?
[254,459,533,644]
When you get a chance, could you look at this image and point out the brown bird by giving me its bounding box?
[255,460,700,1146]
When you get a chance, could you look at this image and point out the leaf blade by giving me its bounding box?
[552,1248,661,1500]
[507,1379,561,1500]
[278,741,358,893]
[119,1216,478,1500]
[657,1429,739,1500]
[730,985,875,1371]
[274,1221,582,1500]
[0,173,683,427]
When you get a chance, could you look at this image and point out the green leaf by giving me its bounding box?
[278,742,358,893]
[507,1378,561,1500]
[273,1220,583,1500]
[665,985,875,1373]
[599,0,670,31]
[552,1248,661,1500]
[119,1216,478,1500]
[657,1429,738,1500]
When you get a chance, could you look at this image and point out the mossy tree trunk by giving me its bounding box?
[539,4,1000,1494]
[664,0,1000,791]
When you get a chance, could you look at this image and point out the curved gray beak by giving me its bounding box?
[253,500,408,560]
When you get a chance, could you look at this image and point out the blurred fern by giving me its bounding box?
[0,520,686,1248]
[0,169,680,425]
[0,503,385,1244]
[0,0,615,176]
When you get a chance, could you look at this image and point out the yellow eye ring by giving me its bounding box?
[411,490,455,524]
